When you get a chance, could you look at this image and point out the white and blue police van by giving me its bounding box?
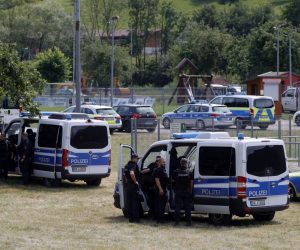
[4,113,111,186]
[113,132,289,224]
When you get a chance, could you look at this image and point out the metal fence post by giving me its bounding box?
[131,118,134,148]
[289,115,292,158]
[212,117,214,131]
[157,118,161,141]
[236,120,240,136]
[251,116,254,138]
[278,119,281,139]
[298,143,300,167]
[134,118,137,153]
[162,92,165,114]
[196,120,199,132]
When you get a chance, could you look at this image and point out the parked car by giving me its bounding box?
[293,111,300,126]
[63,104,122,133]
[113,104,157,132]
[161,103,233,130]
[281,87,299,112]
[289,171,300,201]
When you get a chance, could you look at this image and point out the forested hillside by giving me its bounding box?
[0,0,299,87]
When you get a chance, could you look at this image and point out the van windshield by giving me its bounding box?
[247,145,286,176]
[96,108,117,115]
[71,125,108,149]
[254,99,274,109]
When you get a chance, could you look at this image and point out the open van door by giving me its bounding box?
[118,144,135,211]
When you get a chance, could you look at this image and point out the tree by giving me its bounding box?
[0,43,45,115]
[0,0,73,57]
[81,41,132,87]
[283,0,300,27]
[170,23,233,75]
[193,4,219,28]
[35,47,71,83]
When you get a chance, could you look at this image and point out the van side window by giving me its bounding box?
[199,147,236,176]
[141,145,167,170]
[223,97,249,108]
[210,97,222,105]
[38,124,63,148]
[282,89,294,97]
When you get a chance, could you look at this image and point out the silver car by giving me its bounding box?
[162,104,233,129]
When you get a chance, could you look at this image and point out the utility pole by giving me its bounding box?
[74,0,81,112]
[289,32,292,87]
[274,26,280,77]
[110,16,119,107]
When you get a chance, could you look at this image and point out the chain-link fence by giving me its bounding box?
[129,116,300,167]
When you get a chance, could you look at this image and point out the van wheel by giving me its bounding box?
[208,213,232,225]
[43,178,61,187]
[147,128,155,133]
[122,208,128,218]
[259,125,268,130]
[197,120,205,130]
[295,116,300,126]
[123,121,131,132]
[235,118,246,129]
[85,178,102,186]
[252,212,275,221]
[109,129,114,134]
[289,185,298,201]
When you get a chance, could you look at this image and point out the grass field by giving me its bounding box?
[1,132,300,249]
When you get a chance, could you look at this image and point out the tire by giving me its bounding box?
[109,129,115,134]
[259,125,269,130]
[147,128,155,133]
[289,185,298,201]
[197,120,205,130]
[295,116,300,126]
[208,213,232,225]
[123,121,131,133]
[252,212,275,221]
[43,178,61,187]
[85,178,102,186]
[122,208,128,218]
[162,118,171,129]
[235,118,246,129]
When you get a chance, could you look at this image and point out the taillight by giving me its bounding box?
[211,113,220,117]
[132,113,141,119]
[62,149,69,168]
[250,108,254,116]
[19,106,23,112]
[237,176,247,199]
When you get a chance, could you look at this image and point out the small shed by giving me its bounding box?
[246,71,300,116]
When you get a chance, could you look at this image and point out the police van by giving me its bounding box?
[210,95,275,129]
[4,113,111,186]
[113,132,289,224]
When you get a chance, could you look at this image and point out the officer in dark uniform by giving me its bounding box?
[172,158,193,226]
[0,134,10,180]
[17,133,33,185]
[124,154,140,223]
[140,155,161,217]
[153,157,169,223]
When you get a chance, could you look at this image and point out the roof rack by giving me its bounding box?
[48,113,89,120]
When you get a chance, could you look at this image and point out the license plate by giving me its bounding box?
[72,165,87,172]
[105,117,114,121]
[250,199,265,206]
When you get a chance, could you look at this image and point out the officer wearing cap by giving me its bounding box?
[124,153,140,223]
[172,158,193,226]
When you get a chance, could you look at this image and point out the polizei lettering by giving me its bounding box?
[70,158,88,164]
[248,190,268,197]
[201,189,221,196]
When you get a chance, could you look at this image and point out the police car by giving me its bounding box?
[63,104,122,133]
[113,132,289,225]
[210,95,275,129]
[4,113,111,186]
[161,104,233,130]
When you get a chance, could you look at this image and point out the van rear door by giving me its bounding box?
[68,122,110,175]
[252,98,275,124]
[194,141,236,214]
[245,142,288,208]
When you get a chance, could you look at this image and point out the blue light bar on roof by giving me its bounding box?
[172,133,201,139]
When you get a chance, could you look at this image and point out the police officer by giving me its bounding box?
[0,134,10,180]
[17,133,33,185]
[124,154,140,223]
[140,155,161,217]
[172,158,193,226]
[153,157,169,223]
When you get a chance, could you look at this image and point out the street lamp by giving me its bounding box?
[273,25,282,77]
[110,15,119,107]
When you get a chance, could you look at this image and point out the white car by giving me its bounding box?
[63,104,122,133]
